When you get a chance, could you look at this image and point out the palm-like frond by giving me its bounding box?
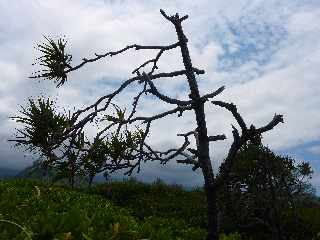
[32,36,72,87]
[9,98,72,152]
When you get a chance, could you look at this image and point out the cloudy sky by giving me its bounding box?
[1,0,319,191]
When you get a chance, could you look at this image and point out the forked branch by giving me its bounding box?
[212,100,284,188]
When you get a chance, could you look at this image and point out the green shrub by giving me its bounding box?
[0,179,206,240]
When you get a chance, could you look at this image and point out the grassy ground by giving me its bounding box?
[0,178,208,240]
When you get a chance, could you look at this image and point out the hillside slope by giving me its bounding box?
[0,167,20,179]
[0,179,206,240]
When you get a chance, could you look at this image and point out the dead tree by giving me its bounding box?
[12,9,283,240]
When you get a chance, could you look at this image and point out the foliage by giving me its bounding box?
[1,175,319,240]
[90,178,208,228]
[10,98,144,189]
[281,207,320,240]
[32,36,72,87]
[0,179,207,240]
[217,137,316,240]
[10,98,71,154]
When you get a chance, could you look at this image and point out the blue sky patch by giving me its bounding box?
[216,17,287,72]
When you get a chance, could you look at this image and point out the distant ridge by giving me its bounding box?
[15,160,57,180]
[13,160,98,187]
[0,167,20,179]
[1,164,195,191]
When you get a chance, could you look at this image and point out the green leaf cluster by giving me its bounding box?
[10,98,146,189]
[217,137,317,239]
[33,36,72,87]
[10,98,71,153]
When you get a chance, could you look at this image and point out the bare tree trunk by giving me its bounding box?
[204,182,219,240]
[69,174,74,188]
[174,19,219,240]
[88,174,94,188]
[69,166,75,188]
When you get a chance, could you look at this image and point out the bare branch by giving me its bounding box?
[208,134,226,142]
[214,126,243,189]
[159,140,190,164]
[177,157,200,171]
[102,129,193,175]
[200,86,225,102]
[138,130,193,165]
[95,104,194,143]
[142,73,222,106]
[256,114,284,134]
[132,42,180,75]
[160,9,174,22]
[211,101,247,132]
[160,9,188,24]
[67,43,181,74]
[135,104,194,122]
[142,74,191,105]
[125,105,193,125]
[177,130,197,137]
[187,148,198,155]
[72,68,204,121]
[126,81,148,121]
[215,108,284,189]
[176,158,198,165]
[179,15,189,23]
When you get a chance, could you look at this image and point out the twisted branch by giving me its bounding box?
[212,100,284,188]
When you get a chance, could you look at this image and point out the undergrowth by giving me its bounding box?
[0,178,244,240]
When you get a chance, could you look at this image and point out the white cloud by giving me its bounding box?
[0,0,319,188]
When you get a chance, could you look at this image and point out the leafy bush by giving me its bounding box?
[0,179,206,240]
[281,207,320,240]
[91,178,207,228]
[1,177,318,240]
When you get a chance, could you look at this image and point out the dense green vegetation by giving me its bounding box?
[0,178,208,240]
[0,178,252,240]
[216,138,320,240]
[5,136,319,239]
[1,175,319,240]
[6,131,319,239]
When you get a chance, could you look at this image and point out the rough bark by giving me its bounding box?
[172,14,219,240]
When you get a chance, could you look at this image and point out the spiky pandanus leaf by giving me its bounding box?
[32,36,72,87]
[10,98,71,154]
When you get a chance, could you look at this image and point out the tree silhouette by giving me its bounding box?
[10,10,284,240]
[217,136,313,240]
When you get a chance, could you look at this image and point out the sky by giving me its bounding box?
[0,0,319,191]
